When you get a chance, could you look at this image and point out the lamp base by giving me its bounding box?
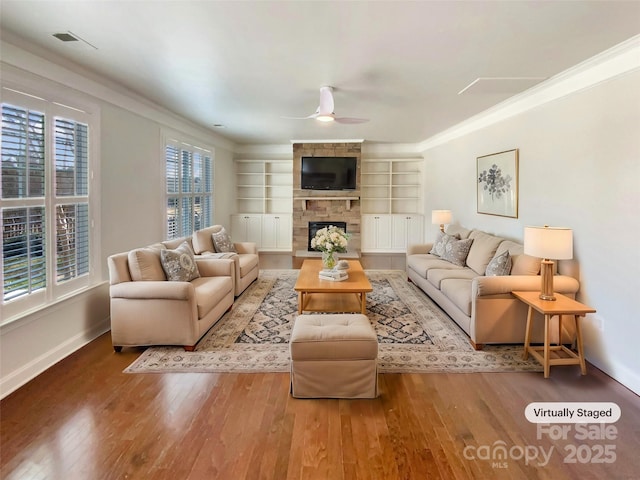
[539,260,557,301]
[538,293,557,301]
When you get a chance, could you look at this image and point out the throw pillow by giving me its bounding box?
[160,241,200,282]
[442,238,474,267]
[211,227,237,253]
[430,232,460,257]
[485,250,512,276]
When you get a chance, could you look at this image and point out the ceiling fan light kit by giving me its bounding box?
[315,114,335,123]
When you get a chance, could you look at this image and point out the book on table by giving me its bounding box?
[319,269,348,281]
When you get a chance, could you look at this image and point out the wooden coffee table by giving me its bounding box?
[294,259,373,314]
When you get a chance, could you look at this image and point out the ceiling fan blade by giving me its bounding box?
[318,86,334,116]
[282,109,319,120]
[334,117,369,124]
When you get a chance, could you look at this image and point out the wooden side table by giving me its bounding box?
[512,291,596,378]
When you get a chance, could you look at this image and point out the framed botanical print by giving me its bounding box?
[477,149,519,218]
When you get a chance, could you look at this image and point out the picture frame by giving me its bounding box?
[477,149,519,218]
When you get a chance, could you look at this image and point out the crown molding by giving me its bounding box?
[0,34,236,152]
[417,35,640,153]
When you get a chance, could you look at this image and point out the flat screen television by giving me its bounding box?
[301,156,357,190]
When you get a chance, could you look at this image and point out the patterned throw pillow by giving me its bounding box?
[485,250,512,276]
[160,241,200,282]
[211,227,237,253]
[430,232,460,257]
[442,238,474,267]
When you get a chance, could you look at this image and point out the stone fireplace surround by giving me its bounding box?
[292,142,362,259]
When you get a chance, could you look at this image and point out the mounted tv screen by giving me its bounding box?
[301,156,357,190]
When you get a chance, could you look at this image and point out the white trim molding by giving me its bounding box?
[418,35,640,153]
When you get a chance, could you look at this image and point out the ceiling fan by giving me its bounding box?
[286,86,369,124]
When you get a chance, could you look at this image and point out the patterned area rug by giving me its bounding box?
[124,270,542,374]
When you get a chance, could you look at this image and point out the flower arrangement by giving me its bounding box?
[311,225,350,269]
[311,225,350,253]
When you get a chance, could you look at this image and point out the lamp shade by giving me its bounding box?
[431,210,452,225]
[524,226,573,260]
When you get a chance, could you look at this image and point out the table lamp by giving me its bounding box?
[523,225,573,301]
[431,210,452,233]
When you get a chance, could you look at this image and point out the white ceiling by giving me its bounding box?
[1,1,639,146]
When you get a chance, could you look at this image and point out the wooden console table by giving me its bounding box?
[512,291,596,378]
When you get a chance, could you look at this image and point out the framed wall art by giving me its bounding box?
[477,149,519,218]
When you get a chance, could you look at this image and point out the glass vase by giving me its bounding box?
[321,251,337,270]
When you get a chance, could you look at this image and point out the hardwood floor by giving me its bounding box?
[1,332,639,480]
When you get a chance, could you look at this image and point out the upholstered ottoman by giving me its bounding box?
[289,314,378,399]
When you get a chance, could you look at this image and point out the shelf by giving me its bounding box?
[236,159,293,214]
[299,196,360,211]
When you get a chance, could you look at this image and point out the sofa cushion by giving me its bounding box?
[485,250,512,276]
[211,227,237,253]
[238,253,259,277]
[440,278,473,316]
[427,268,478,289]
[192,276,233,318]
[495,240,541,275]
[445,225,472,239]
[442,238,473,266]
[160,241,201,282]
[466,231,504,275]
[407,254,465,278]
[128,247,166,281]
[429,231,460,257]
[162,236,193,251]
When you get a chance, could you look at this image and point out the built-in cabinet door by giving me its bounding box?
[231,214,262,245]
[361,214,393,252]
[391,214,424,251]
[261,214,292,251]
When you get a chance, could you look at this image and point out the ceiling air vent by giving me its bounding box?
[52,31,97,50]
[53,32,79,42]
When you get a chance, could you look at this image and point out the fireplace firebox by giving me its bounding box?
[308,221,347,251]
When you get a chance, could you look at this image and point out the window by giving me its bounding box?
[165,139,213,239]
[1,88,96,321]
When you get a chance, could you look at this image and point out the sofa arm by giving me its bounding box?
[234,242,258,254]
[473,275,580,297]
[110,281,193,300]
[407,243,433,255]
[196,258,235,277]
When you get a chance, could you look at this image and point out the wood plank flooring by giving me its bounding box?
[1,332,639,479]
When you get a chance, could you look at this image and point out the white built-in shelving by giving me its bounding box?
[360,159,424,252]
[233,159,293,251]
[360,158,423,214]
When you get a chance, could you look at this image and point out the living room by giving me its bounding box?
[1,2,639,478]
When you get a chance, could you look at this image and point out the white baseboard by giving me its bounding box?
[0,317,111,399]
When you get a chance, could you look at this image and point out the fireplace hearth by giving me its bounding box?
[308,221,347,251]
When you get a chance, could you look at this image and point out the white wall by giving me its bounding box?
[422,70,640,394]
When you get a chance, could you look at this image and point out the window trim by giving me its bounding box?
[163,132,214,240]
[1,82,101,325]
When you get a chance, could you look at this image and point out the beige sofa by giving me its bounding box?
[192,225,259,296]
[108,243,235,351]
[406,225,580,349]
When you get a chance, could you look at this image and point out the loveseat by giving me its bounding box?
[192,225,260,296]
[406,225,580,349]
[108,241,235,351]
